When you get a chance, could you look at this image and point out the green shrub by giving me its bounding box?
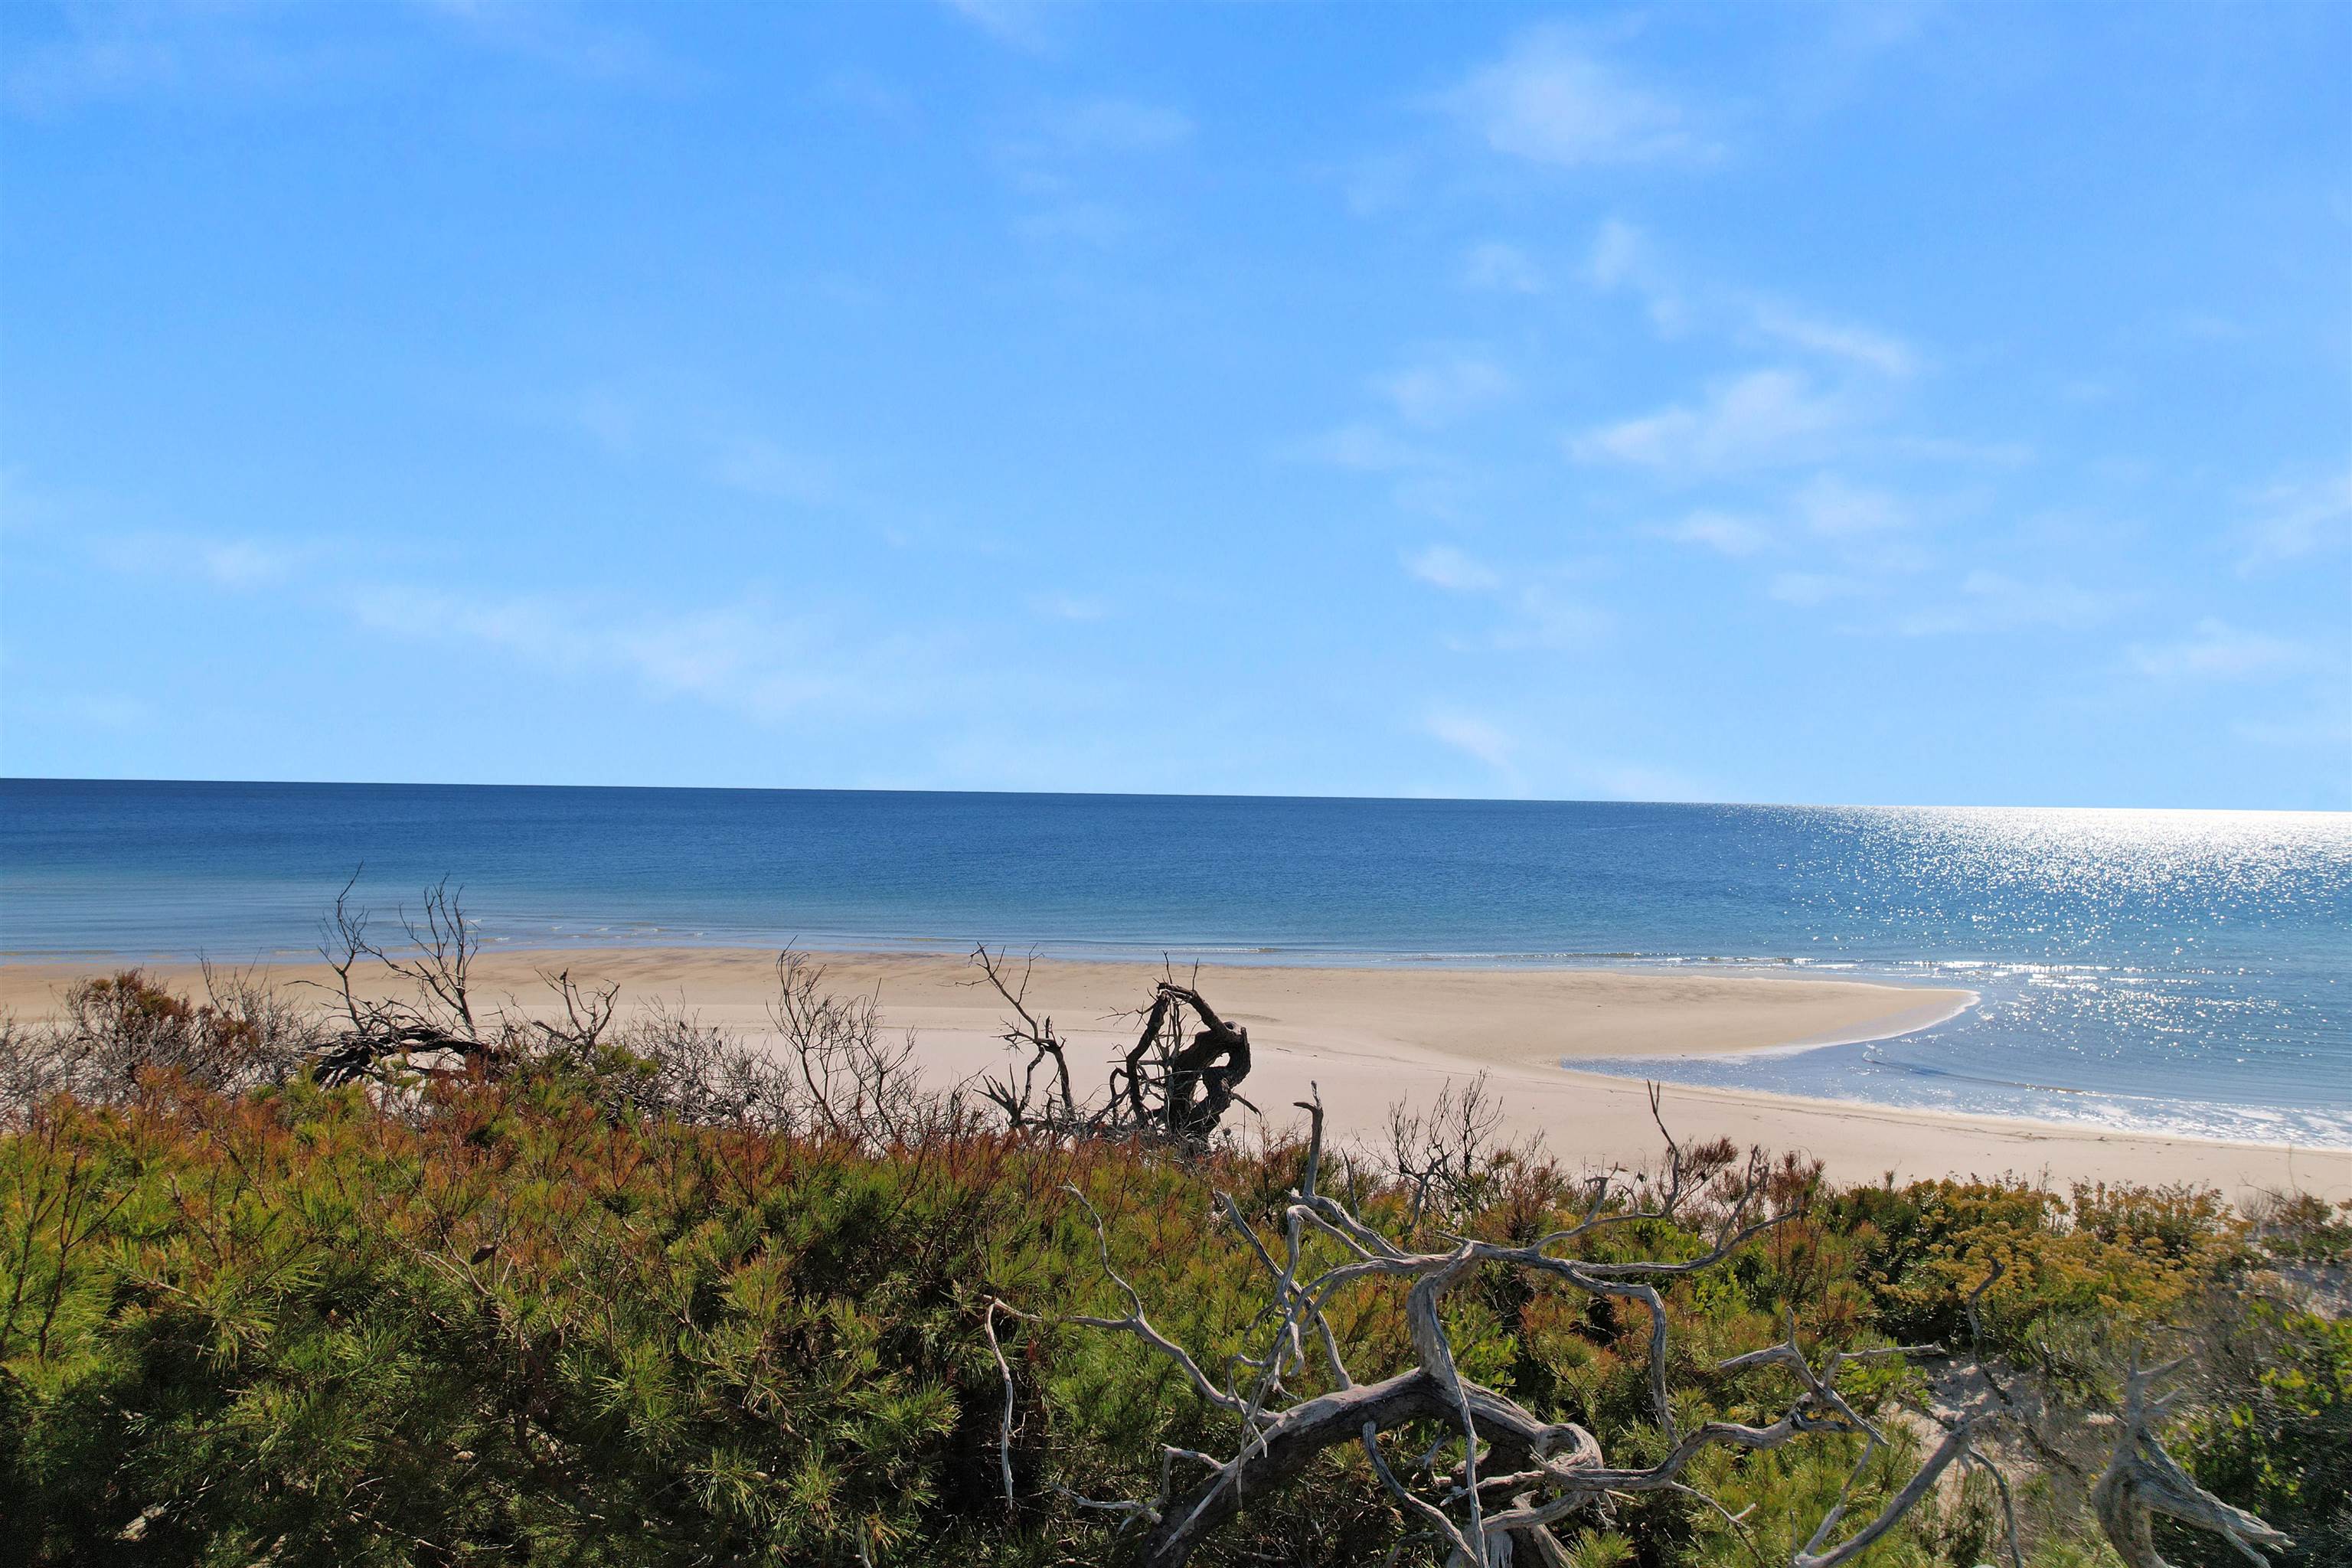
[0,1045,2304,1567]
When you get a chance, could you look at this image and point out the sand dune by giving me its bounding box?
[7,947,2344,1201]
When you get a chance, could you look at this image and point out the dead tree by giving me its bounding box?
[2087,1361,2289,1568]
[972,946,1087,1135]
[989,1087,2287,1568]
[767,950,933,1144]
[309,876,619,1088]
[1940,1272,2292,1568]
[970,949,1255,1148]
[1387,1073,1508,1227]
[1129,979,1252,1145]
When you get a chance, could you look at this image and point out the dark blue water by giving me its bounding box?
[4,779,2347,1145]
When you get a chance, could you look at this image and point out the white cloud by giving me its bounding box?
[1585,218,1686,332]
[1037,96,1193,153]
[1584,221,1918,377]
[426,2,681,87]
[993,96,1188,248]
[818,67,917,126]
[1492,585,1609,650]
[1374,354,1513,427]
[2233,709,2352,750]
[939,0,1057,51]
[1013,201,1135,247]
[708,439,835,505]
[1767,571,1867,608]
[572,386,638,455]
[1336,150,1422,217]
[1462,241,1544,294]
[96,531,309,590]
[349,584,852,722]
[194,539,300,588]
[1426,711,1517,774]
[2172,311,2245,343]
[1570,369,1846,472]
[1441,28,1710,168]
[1898,570,2116,635]
[1749,303,1916,378]
[1408,547,1608,648]
[1890,434,2035,467]
[1283,423,1435,473]
[1587,217,1647,289]
[1,8,349,118]
[1651,509,1771,557]
[2234,469,2351,573]
[1030,593,1109,622]
[2125,619,2308,681]
[17,691,157,730]
[1406,544,1501,593]
[1794,475,1906,537]
[5,3,681,118]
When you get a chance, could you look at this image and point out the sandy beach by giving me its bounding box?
[7,947,2345,1201]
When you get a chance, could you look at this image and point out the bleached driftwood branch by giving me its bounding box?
[994,1086,2289,1568]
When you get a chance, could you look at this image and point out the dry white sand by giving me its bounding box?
[8,947,2344,1203]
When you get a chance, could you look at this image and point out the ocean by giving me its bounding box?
[3,778,2346,1147]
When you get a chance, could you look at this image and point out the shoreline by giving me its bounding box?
[5,947,2346,1198]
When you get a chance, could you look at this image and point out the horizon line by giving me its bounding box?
[3,774,2339,817]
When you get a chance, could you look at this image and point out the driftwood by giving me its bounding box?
[2090,1361,2291,1567]
[972,948,1253,1147]
[991,1086,2289,1568]
[308,876,627,1089]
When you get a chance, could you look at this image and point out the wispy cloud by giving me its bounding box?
[1650,509,1771,557]
[1406,547,1608,650]
[1897,570,2117,635]
[707,439,836,505]
[2233,469,2351,573]
[1749,303,1916,378]
[2125,619,2310,681]
[348,584,864,722]
[1013,201,1137,247]
[1491,585,1609,650]
[1373,352,1513,427]
[80,513,959,729]
[1586,217,1687,332]
[1283,423,1437,474]
[994,95,1191,249]
[937,0,1058,53]
[1404,544,1501,593]
[1461,241,1544,294]
[1767,570,1867,609]
[1439,28,1713,168]
[2233,708,2352,750]
[1570,369,1847,473]
[93,531,315,590]
[426,1,685,87]
[1425,710,1519,777]
[543,387,858,513]
[1030,593,1109,622]
[1584,218,1918,378]
[1793,475,1907,537]
[2,6,365,118]
[1035,96,1193,154]
[5,2,681,118]
[12,690,158,731]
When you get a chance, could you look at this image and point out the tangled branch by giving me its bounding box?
[970,948,1255,1148]
[995,1087,2288,1568]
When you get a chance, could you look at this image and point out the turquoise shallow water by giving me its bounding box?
[3,779,2346,1145]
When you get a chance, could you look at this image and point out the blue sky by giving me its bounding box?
[2,2,2346,808]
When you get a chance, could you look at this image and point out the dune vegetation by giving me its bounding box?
[1,945,2342,1568]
